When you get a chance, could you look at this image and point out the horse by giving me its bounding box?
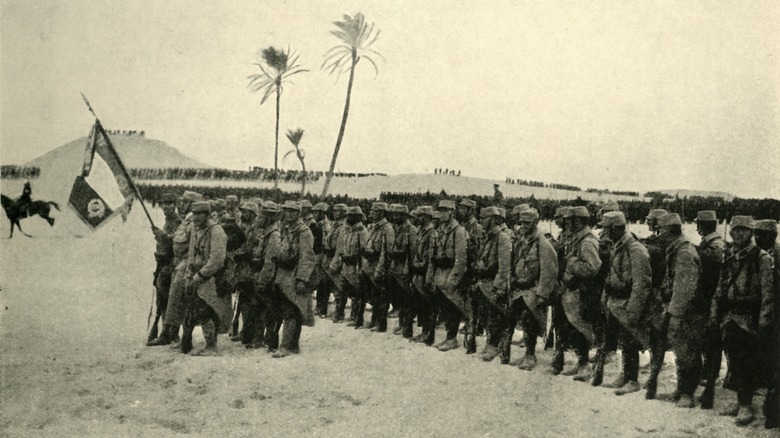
[1,194,60,238]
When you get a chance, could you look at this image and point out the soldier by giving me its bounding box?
[712,216,774,426]
[272,201,316,358]
[459,199,485,338]
[251,201,283,351]
[387,204,418,337]
[223,195,240,223]
[493,184,504,207]
[508,208,558,369]
[312,202,332,318]
[325,204,349,322]
[427,200,473,353]
[472,206,512,362]
[232,202,260,346]
[754,219,779,429]
[181,201,230,356]
[147,192,183,346]
[546,206,578,374]
[561,206,602,380]
[361,202,395,332]
[695,210,726,409]
[410,206,437,345]
[336,207,369,327]
[161,190,202,349]
[301,200,316,230]
[511,204,530,233]
[595,211,653,395]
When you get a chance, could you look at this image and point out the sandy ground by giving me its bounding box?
[0,209,775,438]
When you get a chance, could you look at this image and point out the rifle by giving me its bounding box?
[147,263,163,342]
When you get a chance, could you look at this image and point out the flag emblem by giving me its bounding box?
[68,121,135,230]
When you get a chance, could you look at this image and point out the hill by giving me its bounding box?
[24,131,211,170]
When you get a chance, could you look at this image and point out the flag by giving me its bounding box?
[68,121,136,230]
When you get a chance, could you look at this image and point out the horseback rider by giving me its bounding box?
[16,182,32,216]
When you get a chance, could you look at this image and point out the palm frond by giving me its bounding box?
[363,55,380,78]
[286,128,305,146]
[283,149,296,160]
[324,12,381,77]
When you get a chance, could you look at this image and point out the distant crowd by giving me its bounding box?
[129,167,387,183]
[505,177,582,192]
[1,165,40,180]
[434,168,461,176]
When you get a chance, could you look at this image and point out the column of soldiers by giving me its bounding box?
[144,192,778,429]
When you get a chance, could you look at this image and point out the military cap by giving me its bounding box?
[208,200,218,209]
[730,215,754,230]
[658,213,682,227]
[512,204,530,215]
[347,206,364,216]
[182,190,202,202]
[519,208,540,222]
[282,200,301,211]
[333,203,348,212]
[755,219,778,233]
[251,197,264,206]
[226,195,238,203]
[460,199,477,209]
[480,206,500,218]
[215,199,226,209]
[598,211,627,227]
[568,206,590,218]
[191,201,211,213]
[312,202,329,212]
[371,202,388,211]
[646,209,668,220]
[389,204,409,214]
[262,201,280,213]
[554,206,570,218]
[496,207,507,218]
[240,202,259,215]
[601,200,620,212]
[417,206,434,217]
[300,200,313,209]
[695,210,717,222]
[494,184,500,187]
[437,200,456,210]
[161,192,177,203]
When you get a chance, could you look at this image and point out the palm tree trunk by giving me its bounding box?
[300,158,306,196]
[320,50,357,197]
[274,84,281,190]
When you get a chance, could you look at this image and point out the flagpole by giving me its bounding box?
[80,93,155,229]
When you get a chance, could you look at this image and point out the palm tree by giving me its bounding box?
[284,129,307,195]
[320,13,382,196]
[248,46,307,189]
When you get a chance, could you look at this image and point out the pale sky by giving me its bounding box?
[2,0,778,198]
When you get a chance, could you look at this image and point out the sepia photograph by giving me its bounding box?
[1,1,778,436]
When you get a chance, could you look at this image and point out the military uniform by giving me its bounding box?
[273,201,316,357]
[509,210,558,368]
[754,219,779,429]
[387,204,418,337]
[335,208,370,327]
[426,200,471,352]
[312,203,333,318]
[561,206,603,377]
[232,202,260,346]
[597,212,653,393]
[252,202,282,350]
[711,216,774,423]
[146,192,182,345]
[164,197,199,337]
[181,203,229,355]
[361,203,395,332]
[410,206,436,345]
[695,211,726,408]
[472,207,512,361]
[327,205,351,322]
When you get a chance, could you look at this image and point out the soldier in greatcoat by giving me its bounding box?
[181,201,229,356]
[711,215,774,426]
[409,206,437,345]
[387,204,418,337]
[325,204,349,322]
[312,202,332,318]
[335,207,370,327]
[361,202,395,332]
[754,219,779,429]
[251,201,283,351]
[147,192,182,346]
[427,200,473,353]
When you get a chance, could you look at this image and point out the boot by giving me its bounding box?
[393,325,404,335]
[180,323,194,354]
[591,349,606,387]
[735,405,754,426]
[464,334,477,355]
[432,338,449,349]
[272,347,294,358]
[146,324,174,346]
[548,350,564,375]
[676,394,694,408]
[603,374,627,389]
[517,354,537,371]
[572,365,592,382]
[191,320,218,356]
[437,338,460,352]
[279,318,296,352]
[480,345,501,362]
[614,380,641,396]
[719,403,739,417]
[410,333,427,343]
